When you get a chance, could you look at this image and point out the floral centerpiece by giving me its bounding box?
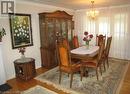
[18,47,26,59]
[83,31,93,47]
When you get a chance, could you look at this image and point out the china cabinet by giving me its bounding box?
[39,10,74,68]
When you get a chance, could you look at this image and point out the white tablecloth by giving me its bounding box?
[71,46,99,56]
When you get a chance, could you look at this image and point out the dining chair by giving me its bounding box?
[72,35,79,49]
[62,38,80,63]
[102,36,112,68]
[81,43,105,80]
[96,34,106,46]
[57,42,82,88]
[62,38,70,49]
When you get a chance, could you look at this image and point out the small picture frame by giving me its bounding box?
[9,13,33,49]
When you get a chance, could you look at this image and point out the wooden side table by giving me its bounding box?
[14,58,36,81]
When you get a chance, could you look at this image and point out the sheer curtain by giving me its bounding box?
[74,5,130,60]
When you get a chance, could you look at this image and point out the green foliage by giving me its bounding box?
[0,28,6,38]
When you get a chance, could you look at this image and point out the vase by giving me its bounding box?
[21,54,26,60]
[86,41,89,49]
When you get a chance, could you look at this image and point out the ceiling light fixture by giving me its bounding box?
[86,0,99,20]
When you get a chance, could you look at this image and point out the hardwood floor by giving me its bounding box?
[6,68,68,94]
[119,63,130,94]
[6,63,130,94]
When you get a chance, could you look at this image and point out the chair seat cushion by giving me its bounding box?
[60,63,81,73]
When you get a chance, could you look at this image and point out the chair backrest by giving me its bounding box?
[97,40,105,65]
[57,42,71,67]
[105,36,112,57]
[62,38,70,50]
[96,34,106,46]
[72,36,79,48]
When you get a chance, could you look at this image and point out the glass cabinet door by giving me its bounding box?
[39,16,47,47]
[55,19,61,40]
[46,18,57,66]
[67,20,72,41]
[46,18,55,49]
[61,19,67,39]
[67,20,73,49]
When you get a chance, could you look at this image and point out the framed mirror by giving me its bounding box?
[9,13,33,49]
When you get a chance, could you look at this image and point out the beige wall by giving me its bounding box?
[0,1,74,80]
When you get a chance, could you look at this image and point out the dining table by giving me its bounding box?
[71,45,99,60]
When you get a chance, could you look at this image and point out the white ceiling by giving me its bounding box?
[20,0,130,10]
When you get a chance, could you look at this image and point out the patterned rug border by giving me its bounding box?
[35,59,129,94]
[35,67,79,94]
[109,57,130,94]
[21,85,58,94]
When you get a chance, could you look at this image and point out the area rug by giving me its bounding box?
[21,85,58,94]
[35,59,129,94]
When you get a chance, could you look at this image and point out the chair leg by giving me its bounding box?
[70,73,73,88]
[80,66,84,81]
[96,68,99,80]
[84,68,88,77]
[68,73,69,77]
[99,66,102,76]
[106,58,109,68]
[59,71,62,84]
[103,62,106,71]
